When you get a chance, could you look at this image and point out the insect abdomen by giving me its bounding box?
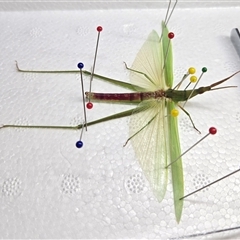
[85,91,163,103]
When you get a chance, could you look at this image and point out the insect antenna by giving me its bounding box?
[208,70,240,90]
[86,26,103,109]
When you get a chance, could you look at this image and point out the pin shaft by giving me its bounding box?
[89,29,101,100]
[180,168,240,200]
[166,133,210,168]
[79,67,88,131]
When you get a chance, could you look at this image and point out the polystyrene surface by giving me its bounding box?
[1,5,240,240]
[0,0,240,11]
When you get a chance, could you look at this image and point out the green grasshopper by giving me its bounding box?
[1,19,239,222]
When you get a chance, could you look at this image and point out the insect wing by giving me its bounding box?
[130,30,167,92]
[129,99,169,202]
[162,22,184,222]
[167,101,184,223]
[129,22,184,222]
[162,21,174,88]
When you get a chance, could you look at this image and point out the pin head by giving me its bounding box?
[97,26,103,32]
[86,102,93,109]
[190,76,197,83]
[202,67,207,73]
[171,109,179,117]
[77,62,84,69]
[188,67,196,74]
[76,140,83,148]
[209,127,217,135]
[168,32,174,39]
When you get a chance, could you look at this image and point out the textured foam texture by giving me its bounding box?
[1,4,240,239]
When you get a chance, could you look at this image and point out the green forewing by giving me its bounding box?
[167,102,184,222]
[162,21,174,88]
[162,22,184,222]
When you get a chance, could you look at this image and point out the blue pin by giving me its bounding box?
[76,62,87,149]
[76,140,83,148]
[77,62,84,69]
[78,61,87,131]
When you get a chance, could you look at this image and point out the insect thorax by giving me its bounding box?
[141,89,166,100]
